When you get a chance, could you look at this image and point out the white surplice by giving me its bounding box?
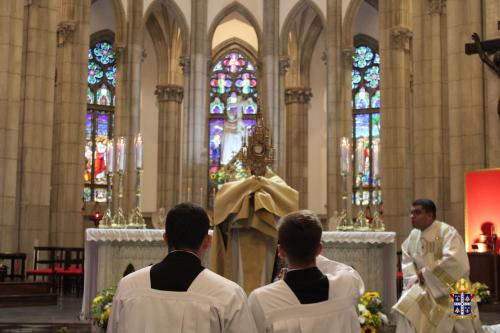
[248,256,364,333]
[392,221,484,333]
[107,266,258,333]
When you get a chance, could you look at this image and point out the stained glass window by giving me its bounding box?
[352,44,381,206]
[208,49,259,206]
[84,40,116,202]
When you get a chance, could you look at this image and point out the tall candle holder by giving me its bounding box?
[100,139,115,228]
[99,172,113,228]
[128,169,145,228]
[112,136,127,228]
[128,133,145,228]
[111,170,127,228]
[338,137,353,231]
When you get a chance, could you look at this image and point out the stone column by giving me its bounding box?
[50,0,90,247]
[114,0,143,213]
[325,0,343,217]
[285,88,312,208]
[0,1,24,252]
[379,0,413,245]
[412,0,447,220]
[446,0,484,235]
[261,0,283,174]
[17,0,58,255]
[155,84,183,211]
[181,0,208,205]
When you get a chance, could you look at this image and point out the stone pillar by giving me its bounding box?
[0,1,24,252]
[17,0,58,254]
[181,0,208,205]
[285,88,312,208]
[50,0,90,247]
[325,0,343,217]
[379,0,413,245]
[155,84,183,211]
[261,0,283,175]
[114,0,143,213]
[446,0,484,235]
[411,0,447,218]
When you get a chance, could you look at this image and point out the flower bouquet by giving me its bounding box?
[92,286,116,329]
[358,291,388,333]
[471,282,491,304]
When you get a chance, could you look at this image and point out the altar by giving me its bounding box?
[80,228,396,319]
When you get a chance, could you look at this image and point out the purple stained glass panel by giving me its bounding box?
[85,112,93,139]
[209,119,224,167]
[244,98,257,114]
[210,97,224,114]
[355,87,370,109]
[371,90,381,109]
[93,42,114,65]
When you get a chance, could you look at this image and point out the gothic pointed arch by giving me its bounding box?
[208,1,262,52]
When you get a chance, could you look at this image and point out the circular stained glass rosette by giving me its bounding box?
[235,73,257,94]
[223,53,245,73]
[88,62,103,84]
[352,69,361,89]
[93,42,114,65]
[353,46,374,69]
[106,66,116,87]
[364,66,380,89]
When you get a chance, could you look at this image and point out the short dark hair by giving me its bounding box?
[165,202,210,251]
[412,198,436,219]
[278,210,323,265]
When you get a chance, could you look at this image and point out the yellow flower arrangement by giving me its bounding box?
[358,291,388,332]
[92,286,116,329]
[471,282,491,304]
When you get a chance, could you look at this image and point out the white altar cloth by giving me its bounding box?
[80,229,396,320]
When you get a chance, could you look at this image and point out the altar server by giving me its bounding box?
[107,202,257,333]
[248,210,364,333]
[393,198,483,333]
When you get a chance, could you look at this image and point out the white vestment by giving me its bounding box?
[107,266,257,333]
[393,221,484,333]
[248,256,364,333]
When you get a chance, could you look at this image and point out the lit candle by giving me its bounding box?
[106,139,114,173]
[373,141,379,178]
[199,187,203,206]
[187,187,191,202]
[135,133,143,170]
[116,137,126,172]
[340,137,350,174]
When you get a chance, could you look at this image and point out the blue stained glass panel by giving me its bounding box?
[209,119,224,167]
[371,90,381,108]
[352,69,361,89]
[85,112,93,139]
[244,98,257,114]
[355,87,370,109]
[96,84,112,106]
[213,61,223,71]
[372,113,380,138]
[364,66,380,88]
[353,46,374,69]
[88,62,103,85]
[106,66,116,87]
[210,97,224,114]
[93,42,114,65]
[354,114,370,138]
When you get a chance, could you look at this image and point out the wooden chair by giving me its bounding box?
[56,248,84,295]
[26,247,65,292]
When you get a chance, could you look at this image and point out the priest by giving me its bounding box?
[393,199,484,333]
[107,202,257,333]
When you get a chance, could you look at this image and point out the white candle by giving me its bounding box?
[187,187,191,202]
[135,133,143,170]
[106,139,114,173]
[373,141,380,178]
[199,187,203,206]
[117,136,126,172]
[340,137,350,173]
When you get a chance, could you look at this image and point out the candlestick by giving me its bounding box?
[106,139,114,173]
[116,137,126,172]
[128,169,145,228]
[373,141,379,179]
[340,137,350,174]
[135,133,143,170]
